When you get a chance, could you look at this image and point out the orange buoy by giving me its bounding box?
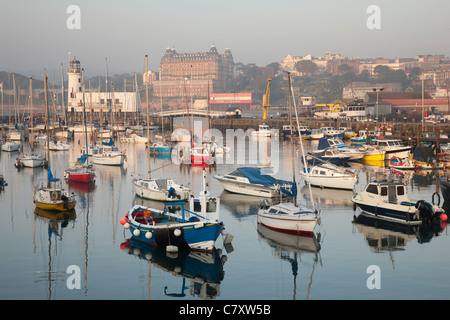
[120,217,128,225]
[441,213,448,222]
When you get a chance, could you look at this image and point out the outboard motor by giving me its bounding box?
[61,194,69,209]
[416,200,436,221]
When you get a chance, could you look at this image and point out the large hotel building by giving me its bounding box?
[153,45,234,99]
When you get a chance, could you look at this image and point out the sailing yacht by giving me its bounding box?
[257,73,320,236]
[34,73,76,212]
[65,69,95,184]
[90,139,126,166]
[132,55,190,201]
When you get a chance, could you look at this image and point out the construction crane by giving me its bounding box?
[262,77,271,121]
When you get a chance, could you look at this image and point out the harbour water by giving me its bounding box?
[0,132,449,301]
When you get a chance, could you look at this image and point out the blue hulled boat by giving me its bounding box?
[121,170,231,252]
[149,141,172,155]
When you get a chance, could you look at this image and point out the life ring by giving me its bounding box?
[51,191,58,201]
[432,192,440,206]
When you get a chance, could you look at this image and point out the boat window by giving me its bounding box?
[312,170,319,175]
[320,171,326,175]
[397,186,405,196]
[366,184,378,194]
[381,187,387,196]
[268,208,278,214]
[229,169,245,177]
[224,175,236,180]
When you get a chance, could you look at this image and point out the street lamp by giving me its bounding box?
[373,87,384,121]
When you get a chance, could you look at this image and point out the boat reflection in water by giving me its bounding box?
[219,191,278,218]
[257,224,321,300]
[352,212,446,253]
[67,180,96,193]
[120,238,227,299]
[33,207,77,300]
[34,207,77,225]
[300,185,355,209]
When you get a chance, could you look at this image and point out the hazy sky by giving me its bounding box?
[1,0,449,78]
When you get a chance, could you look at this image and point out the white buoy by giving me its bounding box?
[124,222,130,229]
[145,231,152,239]
[133,229,140,236]
[174,229,181,236]
[224,233,234,244]
[166,245,178,253]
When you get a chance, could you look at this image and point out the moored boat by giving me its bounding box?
[388,155,416,170]
[15,153,46,168]
[300,163,358,190]
[65,156,95,183]
[257,201,319,236]
[372,139,412,160]
[34,166,76,212]
[122,169,231,252]
[352,177,446,225]
[132,177,190,202]
[214,167,293,198]
[1,141,20,152]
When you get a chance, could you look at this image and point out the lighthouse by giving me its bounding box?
[67,57,81,108]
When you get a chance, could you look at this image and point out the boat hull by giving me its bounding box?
[20,158,45,167]
[67,172,95,183]
[2,142,20,152]
[92,154,126,166]
[300,172,357,190]
[352,197,421,225]
[257,212,317,235]
[150,145,172,155]
[35,200,76,212]
[127,215,223,252]
[215,177,280,197]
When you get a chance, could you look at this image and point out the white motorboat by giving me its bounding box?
[2,141,20,152]
[320,127,343,138]
[15,153,45,168]
[372,139,412,160]
[318,138,365,160]
[352,177,446,225]
[120,131,148,144]
[214,167,293,198]
[132,177,190,202]
[91,144,126,166]
[300,163,358,190]
[251,123,272,137]
[47,140,70,151]
[308,128,324,140]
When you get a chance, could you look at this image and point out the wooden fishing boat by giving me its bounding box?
[122,170,231,252]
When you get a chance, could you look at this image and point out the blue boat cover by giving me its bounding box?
[237,167,291,186]
[412,146,435,163]
[318,138,330,150]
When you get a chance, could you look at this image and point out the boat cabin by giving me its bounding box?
[364,182,409,204]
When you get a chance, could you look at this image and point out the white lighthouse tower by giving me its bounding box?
[67,57,82,108]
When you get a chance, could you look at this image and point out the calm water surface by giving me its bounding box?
[0,133,449,300]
